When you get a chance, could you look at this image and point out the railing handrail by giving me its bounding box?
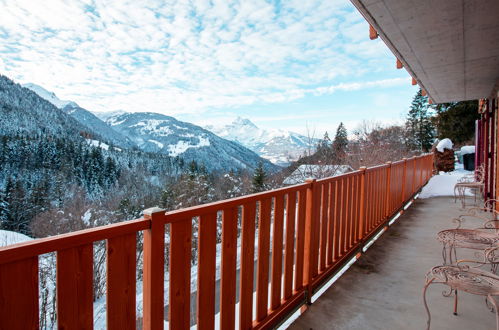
[0,218,149,264]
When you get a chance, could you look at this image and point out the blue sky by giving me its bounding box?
[0,0,418,136]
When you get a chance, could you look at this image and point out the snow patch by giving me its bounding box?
[131,120,173,136]
[167,136,210,156]
[436,138,453,153]
[82,210,92,226]
[419,164,474,198]
[86,139,109,150]
[0,230,32,247]
[460,145,475,155]
[148,139,164,149]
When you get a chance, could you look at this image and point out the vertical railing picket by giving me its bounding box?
[303,179,317,302]
[170,218,192,329]
[358,167,366,242]
[107,233,137,330]
[271,195,285,310]
[220,208,238,330]
[198,213,217,330]
[256,198,272,321]
[385,162,392,219]
[402,158,407,203]
[0,257,39,329]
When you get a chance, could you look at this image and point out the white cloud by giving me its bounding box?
[0,0,405,115]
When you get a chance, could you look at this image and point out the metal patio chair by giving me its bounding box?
[424,247,499,330]
[454,164,485,208]
[437,208,499,265]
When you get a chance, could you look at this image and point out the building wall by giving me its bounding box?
[477,98,498,204]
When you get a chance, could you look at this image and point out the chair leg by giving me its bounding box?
[423,278,435,330]
[487,295,499,330]
[453,290,458,315]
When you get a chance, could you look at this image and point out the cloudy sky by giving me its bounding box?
[0,0,418,136]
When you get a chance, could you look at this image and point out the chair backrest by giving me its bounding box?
[475,163,486,183]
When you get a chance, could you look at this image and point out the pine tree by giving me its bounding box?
[405,89,435,152]
[0,179,11,229]
[252,162,267,193]
[433,101,479,145]
[332,122,348,162]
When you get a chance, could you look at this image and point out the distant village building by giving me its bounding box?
[283,164,353,185]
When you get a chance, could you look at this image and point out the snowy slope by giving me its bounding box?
[206,117,316,166]
[22,83,76,109]
[22,83,135,148]
[62,103,135,148]
[96,112,279,173]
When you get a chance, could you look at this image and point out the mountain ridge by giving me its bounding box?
[98,111,279,172]
[206,117,317,166]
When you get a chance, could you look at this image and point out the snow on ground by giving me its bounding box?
[167,136,210,156]
[148,139,164,149]
[131,120,173,136]
[419,163,474,198]
[86,139,109,150]
[0,230,32,247]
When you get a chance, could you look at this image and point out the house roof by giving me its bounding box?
[283,164,353,185]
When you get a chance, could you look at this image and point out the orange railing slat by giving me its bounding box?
[239,203,257,330]
[270,194,285,310]
[107,233,137,330]
[57,244,94,329]
[283,191,296,300]
[256,198,271,321]
[0,256,39,329]
[197,213,217,330]
[169,219,192,329]
[220,208,238,330]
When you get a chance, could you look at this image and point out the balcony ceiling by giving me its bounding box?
[351,0,499,103]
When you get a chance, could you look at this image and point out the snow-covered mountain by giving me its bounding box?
[23,83,135,149]
[206,117,316,166]
[96,112,279,172]
[22,83,76,109]
[62,104,135,149]
[22,81,278,172]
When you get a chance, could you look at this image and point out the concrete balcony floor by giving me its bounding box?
[288,196,496,330]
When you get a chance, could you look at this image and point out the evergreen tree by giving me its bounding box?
[332,122,348,162]
[252,162,267,193]
[433,101,479,145]
[405,89,435,152]
[0,179,12,229]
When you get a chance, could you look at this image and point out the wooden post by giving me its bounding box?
[303,179,317,303]
[385,162,392,219]
[411,156,417,197]
[420,156,424,189]
[401,158,407,203]
[142,207,166,330]
[358,167,366,241]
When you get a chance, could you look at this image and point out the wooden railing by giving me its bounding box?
[0,154,433,330]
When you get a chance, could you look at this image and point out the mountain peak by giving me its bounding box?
[233,116,257,128]
[23,83,77,109]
